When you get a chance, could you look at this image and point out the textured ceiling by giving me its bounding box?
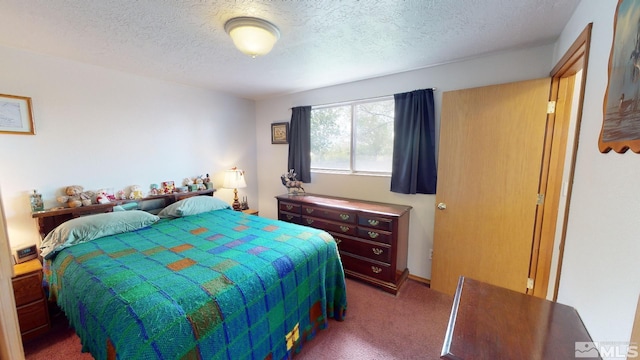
[0,0,580,100]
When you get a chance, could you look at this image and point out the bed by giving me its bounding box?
[40,196,347,360]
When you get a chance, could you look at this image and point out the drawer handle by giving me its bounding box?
[286,204,293,210]
[306,219,314,224]
[368,219,379,226]
[371,266,382,274]
[335,238,342,245]
[340,214,350,220]
[340,226,349,232]
[368,231,379,239]
[372,248,383,255]
[306,208,314,214]
[286,215,294,220]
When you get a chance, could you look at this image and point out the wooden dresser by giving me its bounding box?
[12,259,50,342]
[276,194,411,294]
[442,277,599,359]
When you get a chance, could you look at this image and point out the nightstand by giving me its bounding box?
[242,209,259,216]
[12,259,50,342]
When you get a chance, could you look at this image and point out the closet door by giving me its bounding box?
[431,78,550,296]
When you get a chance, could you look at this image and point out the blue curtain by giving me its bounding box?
[390,89,437,194]
[287,106,312,183]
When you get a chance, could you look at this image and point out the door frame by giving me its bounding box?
[0,188,23,359]
[529,24,592,299]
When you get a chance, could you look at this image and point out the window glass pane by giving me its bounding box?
[354,100,394,172]
[310,105,351,170]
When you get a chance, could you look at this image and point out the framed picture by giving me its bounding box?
[600,0,640,153]
[271,122,289,144]
[0,94,35,135]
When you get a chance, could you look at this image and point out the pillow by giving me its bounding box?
[40,210,159,259]
[157,196,231,218]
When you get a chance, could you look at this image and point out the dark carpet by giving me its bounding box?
[23,278,453,360]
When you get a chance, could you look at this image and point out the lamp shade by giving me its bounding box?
[224,17,280,57]
[223,168,247,189]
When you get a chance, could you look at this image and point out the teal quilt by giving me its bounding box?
[44,209,347,360]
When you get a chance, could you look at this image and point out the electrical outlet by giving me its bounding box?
[429,248,433,260]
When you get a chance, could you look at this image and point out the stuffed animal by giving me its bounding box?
[129,185,144,200]
[194,177,206,190]
[96,189,111,204]
[149,184,159,196]
[57,185,95,208]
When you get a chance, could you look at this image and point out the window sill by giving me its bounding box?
[311,169,391,178]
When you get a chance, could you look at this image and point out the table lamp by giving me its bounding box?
[223,167,247,211]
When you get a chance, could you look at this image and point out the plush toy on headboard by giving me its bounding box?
[56,185,95,208]
[96,189,111,204]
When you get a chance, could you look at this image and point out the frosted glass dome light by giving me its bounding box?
[224,17,280,58]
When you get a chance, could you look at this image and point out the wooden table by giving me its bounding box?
[441,277,599,359]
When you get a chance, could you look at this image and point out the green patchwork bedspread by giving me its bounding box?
[44,209,347,360]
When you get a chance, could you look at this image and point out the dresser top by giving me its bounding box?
[276,193,412,216]
[442,277,596,359]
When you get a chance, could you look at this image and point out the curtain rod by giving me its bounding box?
[290,87,437,110]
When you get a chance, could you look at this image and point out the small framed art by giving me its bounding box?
[600,0,640,153]
[271,122,289,144]
[0,94,35,135]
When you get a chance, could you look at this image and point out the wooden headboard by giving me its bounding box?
[32,189,216,238]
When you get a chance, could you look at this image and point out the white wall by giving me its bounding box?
[255,44,555,279]
[0,45,258,249]
[554,0,640,349]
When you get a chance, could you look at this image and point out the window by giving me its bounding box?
[310,97,394,174]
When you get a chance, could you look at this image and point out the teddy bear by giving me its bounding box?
[57,185,95,208]
[129,185,144,200]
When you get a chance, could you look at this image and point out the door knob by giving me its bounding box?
[437,203,447,210]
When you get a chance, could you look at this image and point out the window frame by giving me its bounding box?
[310,96,394,176]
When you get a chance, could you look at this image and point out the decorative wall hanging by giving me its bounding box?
[600,0,640,153]
[271,122,289,144]
[0,94,35,135]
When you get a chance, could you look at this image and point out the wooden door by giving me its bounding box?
[431,78,551,296]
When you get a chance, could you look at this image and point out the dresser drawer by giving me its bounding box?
[340,253,393,282]
[358,215,393,231]
[279,202,301,214]
[301,206,356,224]
[356,228,392,245]
[302,216,357,236]
[333,234,392,263]
[12,272,43,306]
[17,299,48,332]
[279,211,302,224]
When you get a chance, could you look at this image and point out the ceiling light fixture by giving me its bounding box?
[224,16,280,58]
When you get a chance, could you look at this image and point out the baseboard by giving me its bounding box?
[408,273,431,287]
